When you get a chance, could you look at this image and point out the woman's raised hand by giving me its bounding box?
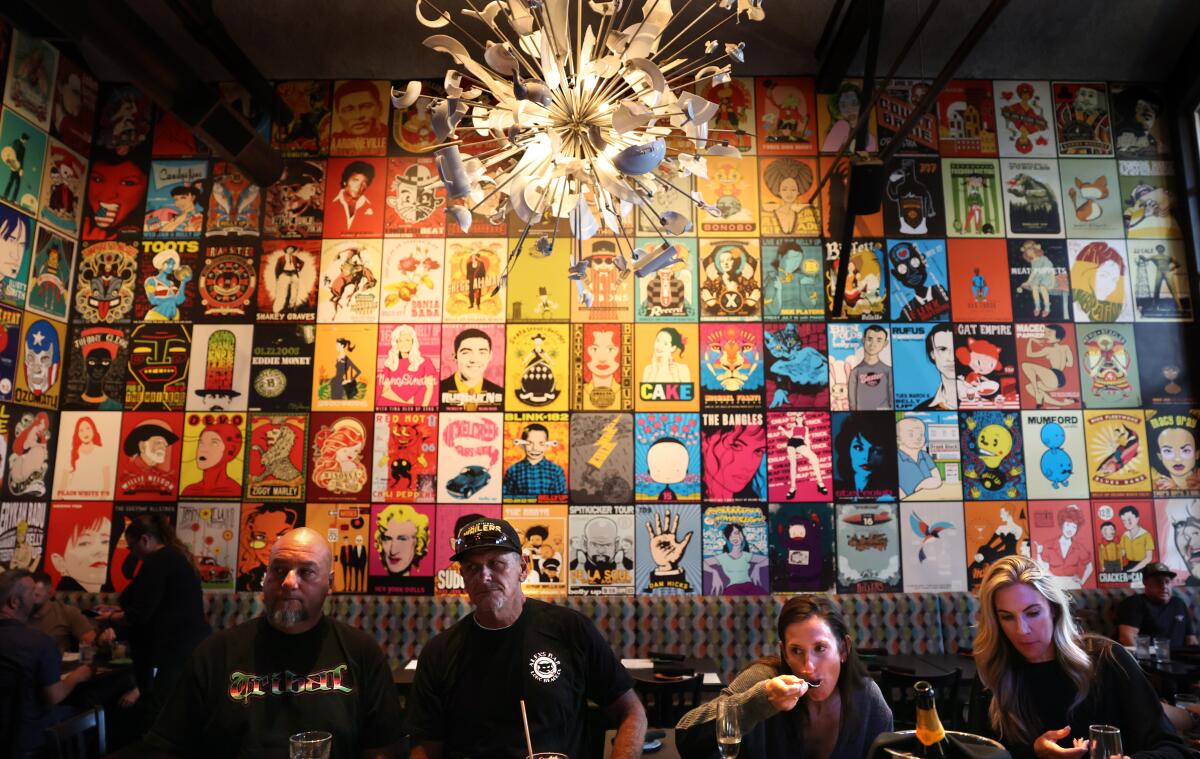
[764,674,808,712]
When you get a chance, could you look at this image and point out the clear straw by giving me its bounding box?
[520,700,535,759]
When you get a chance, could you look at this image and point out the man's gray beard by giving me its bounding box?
[268,602,309,628]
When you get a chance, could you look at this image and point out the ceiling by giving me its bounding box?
[73,0,1200,86]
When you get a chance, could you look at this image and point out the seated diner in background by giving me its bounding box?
[1115,561,1198,649]
[973,555,1191,759]
[676,594,893,759]
[29,569,96,652]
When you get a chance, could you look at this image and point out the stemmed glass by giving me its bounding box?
[716,698,741,759]
[1088,725,1122,759]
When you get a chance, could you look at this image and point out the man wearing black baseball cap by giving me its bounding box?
[405,517,646,759]
[1116,562,1198,650]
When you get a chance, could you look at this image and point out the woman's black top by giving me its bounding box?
[118,546,211,677]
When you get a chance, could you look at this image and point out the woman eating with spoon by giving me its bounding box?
[676,595,892,759]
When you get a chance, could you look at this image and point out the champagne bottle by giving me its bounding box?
[913,681,949,758]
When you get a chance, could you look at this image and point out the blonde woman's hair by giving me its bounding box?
[975,555,1097,745]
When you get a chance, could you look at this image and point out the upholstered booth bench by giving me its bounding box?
[61,588,1200,683]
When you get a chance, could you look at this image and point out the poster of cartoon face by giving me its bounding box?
[51,410,120,500]
[312,323,377,412]
[45,502,113,592]
[835,502,900,593]
[3,29,57,130]
[700,413,766,502]
[72,241,137,324]
[383,157,444,235]
[1058,158,1123,239]
[1014,322,1083,411]
[0,204,32,308]
[94,84,152,159]
[634,323,699,412]
[365,503,433,595]
[245,414,307,501]
[205,161,261,238]
[882,157,945,237]
[507,236,570,323]
[895,411,963,502]
[768,503,833,593]
[1001,159,1065,238]
[505,325,569,412]
[0,306,21,400]
[371,411,438,502]
[954,323,1020,410]
[256,240,318,322]
[699,76,756,154]
[503,503,567,596]
[264,159,325,238]
[569,413,634,504]
[377,239,444,324]
[0,109,47,215]
[1083,410,1150,497]
[758,157,820,236]
[26,225,75,320]
[831,412,898,502]
[271,80,331,157]
[1145,410,1200,497]
[1128,240,1191,321]
[756,77,816,154]
[765,411,831,502]
[433,503,502,595]
[178,412,246,500]
[965,501,1030,590]
[1028,500,1096,590]
[942,158,1006,238]
[960,410,1026,500]
[501,413,569,504]
[1052,81,1113,156]
[1154,499,1200,588]
[936,80,998,158]
[437,411,503,503]
[196,243,258,320]
[1021,410,1088,500]
[185,324,253,412]
[949,239,1013,323]
[1091,499,1157,589]
[696,157,760,237]
[699,239,761,320]
[1069,240,1133,322]
[635,503,701,595]
[825,240,887,321]
[81,152,149,241]
[317,238,381,323]
[442,238,505,322]
[828,323,893,412]
[61,325,125,411]
[4,407,54,499]
[328,79,389,156]
[104,413,176,503]
[634,412,700,502]
[699,324,764,410]
[14,314,64,409]
[38,141,86,236]
[124,322,191,411]
[887,239,949,322]
[176,502,239,591]
[702,505,769,595]
[306,412,371,502]
[1077,324,1140,408]
[570,323,632,412]
[567,505,635,595]
[568,238,633,323]
[135,239,197,322]
[761,238,822,321]
[0,501,48,572]
[389,78,440,155]
[1119,163,1181,240]
[764,322,827,410]
[900,501,967,592]
[1135,323,1194,407]
[876,79,940,154]
[51,55,98,156]
[323,157,386,238]
[142,160,207,239]
[376,323,440,410]
[993,80,1055,157]
[236,502,302,591]
[439,323,504,412]
[1111,84,1169,160]
[249,324,315,411]
[818,79,878,154]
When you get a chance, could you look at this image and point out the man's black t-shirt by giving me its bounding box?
[146,615,404,759]
[1116,593,1196,649]
[0,619,62,752]
[405,598,634,759]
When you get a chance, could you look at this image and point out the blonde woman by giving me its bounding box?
[973,555,1188,759]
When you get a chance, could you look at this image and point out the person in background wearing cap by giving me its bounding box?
[1116,561,1198,650]
[405,517,646,759]
[144,527,404,758]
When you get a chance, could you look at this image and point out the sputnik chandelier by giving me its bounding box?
[393,0,766,304]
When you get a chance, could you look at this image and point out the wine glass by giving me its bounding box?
[1089,725,1122,759]
[716,698,741,759]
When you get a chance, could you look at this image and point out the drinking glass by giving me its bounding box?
[1154,637,1171,662]
[290,731,332,759]
[79,644,96,665]
[1135,635,1151,661]
[716,698,741,759]
[1088,725,1122,759]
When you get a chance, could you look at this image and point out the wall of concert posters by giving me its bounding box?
[0,22,1199,597]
